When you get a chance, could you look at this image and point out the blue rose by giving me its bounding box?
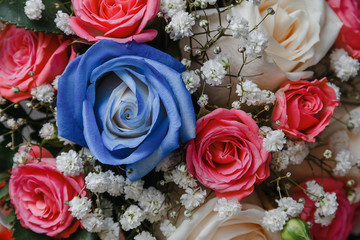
[57,40,196,180]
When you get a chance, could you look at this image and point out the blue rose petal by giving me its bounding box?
[57,40,196,180]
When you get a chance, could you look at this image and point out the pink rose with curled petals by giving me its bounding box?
[185,108,270,201]
[271,78,339,142]
[327,0,360,59]
[292,178,360,240]
[70,0,160,43]
[0,25,76,103]
[9,148,86,238]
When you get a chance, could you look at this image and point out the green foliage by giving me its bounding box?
[0,0,71,34]
[12,221,99,240]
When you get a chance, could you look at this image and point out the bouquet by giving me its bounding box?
[1,0,360,239]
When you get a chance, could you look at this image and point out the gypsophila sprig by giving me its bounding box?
[139,187,168,223]
[24,0,45,20]
[68,196,92,220]
[98,218,120,240]
[213,198,242,219]
[334,149,353,176]
[201,58,227,86]
[348,108,360,134]
[262,129,286,152]
[54,11,75,35]
[13,150,31,165]
[330,48,360,82]
[85,172,111,194]
[39,122,56,140]
[31,84,54,103]
[134,231,156,240]
[276,197,304,217]
[166,11,195,40]
[160,219,176,238]
[119,205,145,231]
[182,70,201,94]
[180,187,207,210]
[56,150,84,177]
[262,208,288,232]
[81,210,105,232]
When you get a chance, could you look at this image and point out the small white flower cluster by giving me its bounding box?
[236,80,275,106]
[56,150,84,177]
[134,231,156,240]
[333,149,354,176]
[227,15,249,39]
[262,197,304,232]
[5,118,26,130]
[54,11,74,35]
[52,75,61,90]
[330,48,360,82]
[271,140,309,171]
[305,180,339,226]
[201,57,228,86]
[180,187,207,211]
[68,196,92,219]
[13,150,32,165]
[39,122,56,140]
[214,197,242,219]
[164,164,197,189]
[166,11,195,41]
[262,129,286,152]
[182,70,201,94]
[160,0,186,18]
[197,94,208,108]
[138,186,168,223]
[160,219,177,238]
[243,30,268,58]
[31,84,54,103]
[85,170,125,196]
[24,0,45,20]
[348,108,360,134]
[120,205,145,231]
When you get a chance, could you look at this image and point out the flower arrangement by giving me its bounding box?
[0,0,360,239]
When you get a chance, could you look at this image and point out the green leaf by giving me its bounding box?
[69,228,98,240]
[0,171,10,185]
[6,211,15,226]
[0,183,9,200]
[12,220,99,240]
[0,0,71,34]
[12,221,53,240]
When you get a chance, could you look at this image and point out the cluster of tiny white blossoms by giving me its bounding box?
[262,197,304,232]
[24,0,45,20]
[270,139,309,172]
[85,170,125,196]
[330,48,360,82]
[333,149,354,176]
[306,180,339,226]
[348,108,360,134]
[236,79,275,106]
[12,149,32,165]
[134,231,156,240]
[4,118,26,131]
[214,198,242,219]
[54,10,75,35]
[56,150,84,176]
[39,122,56,140]
[261,127,286,152]
[197,94,208,108]
[182,70,201,94]
[30,84,54,103]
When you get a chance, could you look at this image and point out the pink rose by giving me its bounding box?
[327,0,360,58]
[186,108,270,201]
[70,0,160,43]
[9,150,86,238]
[292,178,360,240]
[271,78,339,142]
[0,25,76,103]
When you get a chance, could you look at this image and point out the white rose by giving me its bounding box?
[169,197,281,240]
[181,0,342,106]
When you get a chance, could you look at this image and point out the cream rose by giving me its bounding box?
[182,0,342,106]
[169,197,281,240]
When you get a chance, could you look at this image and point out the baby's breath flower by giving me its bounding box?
[68,196,92,219]
[214,197,242,219]
[120,205,145,231]
[24,0,45,20]
[39,122,56,140]
[56,150,84,176]
[54,11,74,35]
